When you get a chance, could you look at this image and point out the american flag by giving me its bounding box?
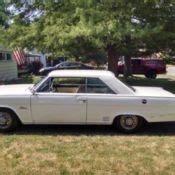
[13,48,26,65]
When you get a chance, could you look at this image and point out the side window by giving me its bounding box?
[132,59,141,65]
[56,62,68,68]
[0,52,11,61]
[6,53,12,60]
[0,52,6,61]
[70,63,81,67]
[87,78,115,94]
[36,77,115,94]
[63,62,71,67]
[51,77,85,93]
[37,78,51,92]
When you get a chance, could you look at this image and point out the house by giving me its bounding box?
[26,51,47,67]
[0,46,18,81]
[13,48,47,75]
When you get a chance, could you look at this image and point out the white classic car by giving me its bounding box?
[0,70,175,133]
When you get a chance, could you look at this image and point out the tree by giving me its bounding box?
[0,0,6,26]
[0,0,8,44]
[4,0,175,76]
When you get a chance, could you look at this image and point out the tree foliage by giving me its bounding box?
[3,0,175,75]
[0,0,8,44]
[0,0,6,26]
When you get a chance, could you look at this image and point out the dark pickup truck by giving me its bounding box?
[118,58,166,78]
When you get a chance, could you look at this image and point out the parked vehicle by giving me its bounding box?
[39,61,94,76]
[118,58,166,78]
[0,70,175,133]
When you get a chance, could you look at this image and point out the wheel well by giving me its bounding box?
[0,107,21,124]
[146,69,157,74]
[112,115,147,125]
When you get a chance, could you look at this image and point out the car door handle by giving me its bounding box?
[142,99,147,104]
[76,97,87,103]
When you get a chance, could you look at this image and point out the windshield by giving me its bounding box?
[54,63,62,68]
[32,76,47,90]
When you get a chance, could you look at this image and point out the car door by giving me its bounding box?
[85,77,118,124]
[31,77,87,124]
[132,59,142,74]
[85,77,144,125]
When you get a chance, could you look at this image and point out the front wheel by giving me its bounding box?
[115,115,143,133]
[145,70,157,79]
[0,110,20,132]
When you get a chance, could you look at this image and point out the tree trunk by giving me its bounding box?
[107,45,119,76]
[124,55,132,77]
[124,35,132,77]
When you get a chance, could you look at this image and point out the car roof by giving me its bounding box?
[132,57,163,61]
[142,58,163,61]
[55,61,85,66]
[60,61,82,64]
[49,70,114,78]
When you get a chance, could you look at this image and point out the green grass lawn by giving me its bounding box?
[0,75,175,175]
[0,125,175,175]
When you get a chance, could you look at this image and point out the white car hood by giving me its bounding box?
[0,84,33,96]
[133,86,175,97]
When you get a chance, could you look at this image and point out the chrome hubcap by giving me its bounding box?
[120,116,138,130]
[0,112,12,129]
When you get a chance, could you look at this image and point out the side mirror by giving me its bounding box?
[29,87,36,95]
[32,88,37,95]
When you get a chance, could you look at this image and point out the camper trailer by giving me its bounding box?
[0,46,18,81]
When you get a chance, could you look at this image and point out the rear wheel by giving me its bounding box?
[0,109,20,132]
[145,70,157,79]
[114,115,143,133]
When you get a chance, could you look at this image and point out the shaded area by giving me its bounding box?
[10,122,175,136]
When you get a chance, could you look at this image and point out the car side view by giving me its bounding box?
[118,58,166,78]
[0,70,174,133]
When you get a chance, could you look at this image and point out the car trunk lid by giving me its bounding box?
[133,86,174,97]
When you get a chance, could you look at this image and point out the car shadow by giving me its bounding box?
[9,122,175,136]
